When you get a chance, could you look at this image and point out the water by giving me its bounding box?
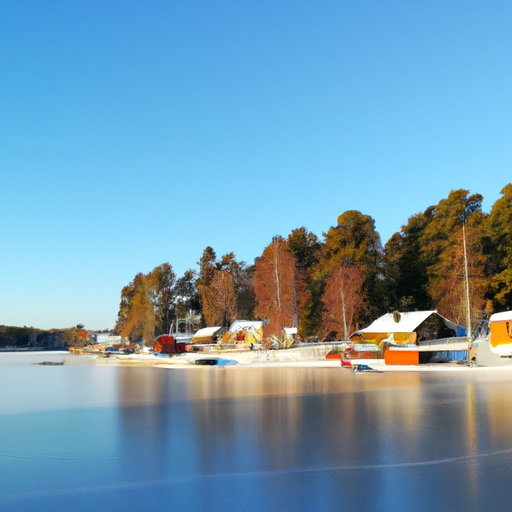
[1,352,512,511]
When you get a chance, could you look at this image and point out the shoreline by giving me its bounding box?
[4,349,512,373]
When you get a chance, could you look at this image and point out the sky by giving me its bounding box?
[1,0,511,330]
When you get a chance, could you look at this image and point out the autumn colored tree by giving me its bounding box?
[483,184,512,311]
[420,190,487,328]
[322,211,382,323]
[420,189,484,275]
[62,326,89,347]
[115,264,203,342]
[382,189,489,328]
[115,273,156,344]
[217,252,256,320]
[254,237,303,338]
[197,247,219,326]
[322,266,365,340]
[322,211,381,268]
[211,270,237,328]
[115,279,138,336]
[197,248,255,326]
[432,224,489,328]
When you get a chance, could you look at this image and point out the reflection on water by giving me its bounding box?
[2,354,512,511]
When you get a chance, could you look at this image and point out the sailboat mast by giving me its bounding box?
[462,222,472,339]
[339,268,348,341]
[273,237,282,332]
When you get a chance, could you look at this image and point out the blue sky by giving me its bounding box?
[1,0,511,330]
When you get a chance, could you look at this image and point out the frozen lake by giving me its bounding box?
[1,352,512,511]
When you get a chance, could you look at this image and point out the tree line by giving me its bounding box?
[0,325,93,348]
[115,185,512,343]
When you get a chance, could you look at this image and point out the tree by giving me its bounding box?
[381,190,489,328]
[483,184,512,310]
[254,237,303,338]
[175,269,202,323]
[382,212,433,311]
[322,211,381,269]
[322,211,382,324]
[433,224,489,327]
[148,263,176,336]
[197,247,219,326]
[420,190,487,328]
[62,326,88,347]
[116,273,156,344]
[234,264,256,320]
[197,248,255,326]
[211,270,237,328]
[217,252,256,320]
[420,189,483,273]
[287,227,321,275]
[287,227,324,337]
[322,266,365,340]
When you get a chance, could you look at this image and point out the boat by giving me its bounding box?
[352,363,382,373]
[192,357,238,366]
[472,311,512,367]
[488,311,512,355]
[340,358,352,368]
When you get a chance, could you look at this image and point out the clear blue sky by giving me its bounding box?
[1,1,511,330]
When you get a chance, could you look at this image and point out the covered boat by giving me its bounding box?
[153,335,188,354]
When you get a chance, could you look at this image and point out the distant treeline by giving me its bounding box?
[115,186,512,343]
[0,325,92,348]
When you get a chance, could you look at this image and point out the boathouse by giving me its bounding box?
[351,310,468,364]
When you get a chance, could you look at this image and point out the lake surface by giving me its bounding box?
[2,352,512,511]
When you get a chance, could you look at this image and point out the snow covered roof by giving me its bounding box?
[359,311,453,334]
[192,326,222,338]
[490,311,512,323]
[229,320,263,333]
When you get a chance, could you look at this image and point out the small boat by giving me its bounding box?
[37,361,65,366]
[352,363,381,373]
[193,357,238,366]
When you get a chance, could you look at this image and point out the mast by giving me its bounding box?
[340,268,348,341]
[273,237,282,333]
[462,222,472,340]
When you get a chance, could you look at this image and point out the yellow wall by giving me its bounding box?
[355,332,417,347]
[490,320,512,349]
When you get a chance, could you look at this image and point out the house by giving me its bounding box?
[350,310,461,346]
[350,310,467,364]
[90,333,122,345]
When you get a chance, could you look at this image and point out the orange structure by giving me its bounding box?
[384,348,419,365]
[489,311,512,355]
